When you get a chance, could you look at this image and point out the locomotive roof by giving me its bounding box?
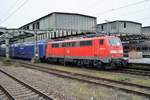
[49,36,117,43]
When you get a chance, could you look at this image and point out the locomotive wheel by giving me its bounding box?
[110,62,117,69]
[76,60,83,67]
[93,60,104,69]
[121,61,128,67]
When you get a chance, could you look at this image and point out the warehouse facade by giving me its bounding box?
[142,26,150,37]
[97,20,142,35]
[20,12,97,39]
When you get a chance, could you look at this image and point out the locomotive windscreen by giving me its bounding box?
[109,38,122,46]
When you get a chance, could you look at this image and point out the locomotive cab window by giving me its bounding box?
[99,39,104,45]
[109,38,121,45]
[52,43,59,48]
[80,40,92,46]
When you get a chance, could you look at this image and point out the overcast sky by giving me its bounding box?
[0,0,150,28]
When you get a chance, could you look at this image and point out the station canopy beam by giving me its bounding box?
[0,29,51,44]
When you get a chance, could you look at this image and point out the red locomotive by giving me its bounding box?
[46,35,128,69]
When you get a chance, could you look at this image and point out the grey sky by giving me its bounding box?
[0,0,150,28]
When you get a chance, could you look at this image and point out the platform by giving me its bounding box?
[128,58,150,64]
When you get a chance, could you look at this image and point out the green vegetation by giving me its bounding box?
[2,58,12,66]
[118,76,130,82]
[37,63,150,86]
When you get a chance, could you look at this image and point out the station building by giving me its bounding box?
[142,26,150,37]
[19,12,97,39]
[96,20,144,57]
[96,20,142,35]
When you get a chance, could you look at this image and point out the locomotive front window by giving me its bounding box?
[109,38,121,45]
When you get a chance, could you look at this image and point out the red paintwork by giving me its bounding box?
[46,36,123,61]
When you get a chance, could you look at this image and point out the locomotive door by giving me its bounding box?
[93,39,99,57]
[99,39,106,57]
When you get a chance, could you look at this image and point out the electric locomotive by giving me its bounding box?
[46,35,128,69]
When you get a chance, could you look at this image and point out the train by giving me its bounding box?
[0,35,128,69]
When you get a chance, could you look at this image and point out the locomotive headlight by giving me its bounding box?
[110,50,123,53]
[110,50,117,53]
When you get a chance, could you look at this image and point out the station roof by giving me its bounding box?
[0,29,35,44]
[0,27,6,35]
[97,20,142,26]
[142,26,150,28]
[19,12,97,29]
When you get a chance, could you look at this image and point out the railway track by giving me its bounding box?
[20,62,150,98]
[117,68,150,77]
[0,68,53,100]
[0,84,14,100]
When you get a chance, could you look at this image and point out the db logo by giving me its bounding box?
[66,50,70,54]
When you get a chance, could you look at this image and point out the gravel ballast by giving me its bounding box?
[0,64,149,100]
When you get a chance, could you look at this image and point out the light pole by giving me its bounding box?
[105,20,110,35]
[33,29,39,63]
[4,30,10,60]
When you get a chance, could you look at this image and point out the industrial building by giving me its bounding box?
[142,26,150,37]
[97,20,142,35]
[20,12,97,39]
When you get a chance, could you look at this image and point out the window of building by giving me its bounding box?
[54,32,56,38]
[32,23,35,30]
[80,40,92,46]
[36,22,40,29]
[111,23,116,29]
[99,39,104,45]
[124,22,126,28]
[26,26,29,30]
[101,25,104,31]
[48,33,51,39]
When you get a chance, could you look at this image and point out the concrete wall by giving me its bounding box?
[55,13,96,32]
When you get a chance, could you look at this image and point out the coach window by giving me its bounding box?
[99,39,104,45]
[80,40,92,46]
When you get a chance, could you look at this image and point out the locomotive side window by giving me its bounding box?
[80,40,92,46]
[99,39,104,45]
[52,43,59,48]
[62,42,76,47]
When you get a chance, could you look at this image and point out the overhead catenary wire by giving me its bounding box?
[95,0,150,25]
[94,0,150,16]
[0,0,30,25]
[6,0,22,14]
